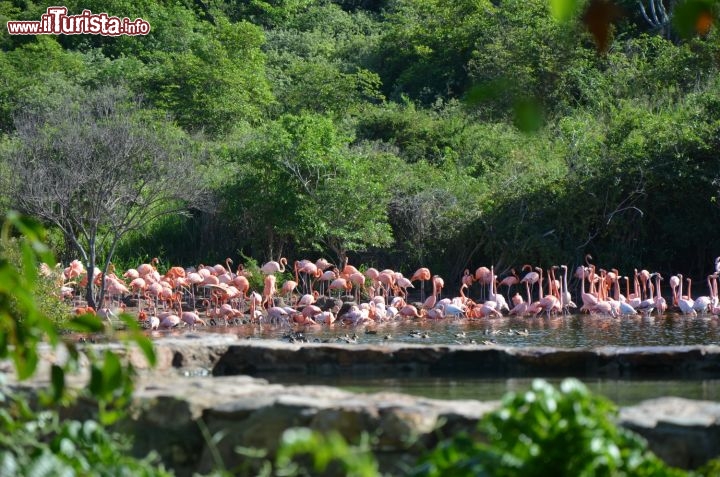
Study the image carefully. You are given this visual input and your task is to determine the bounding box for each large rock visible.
[620,397,720,469]
[5,335,720,474]
[122,374,493,476]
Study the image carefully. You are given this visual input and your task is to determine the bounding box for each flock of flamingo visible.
[49,254,720,332]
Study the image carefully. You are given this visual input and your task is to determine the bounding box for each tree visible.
[3,86,209,309]
[227,113,394,263]
[142,16,273,137]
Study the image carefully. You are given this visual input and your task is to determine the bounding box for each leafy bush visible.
[275,428,380,477]
[269,378,696,477]
[412,378,687,477]
[0,212,165,476]
[0,381,171,477]
[0,236,71,325]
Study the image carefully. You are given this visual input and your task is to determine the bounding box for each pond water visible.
[154,312,720,405]
[217,312,720,348]
[260,375,720,407]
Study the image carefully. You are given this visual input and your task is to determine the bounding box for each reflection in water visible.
[260,375,720,406]
[206,312,720,348]
[150,312,720,404]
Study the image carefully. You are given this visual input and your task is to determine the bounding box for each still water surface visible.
[229,313,720,348]
[260,375,720,406]
[180,313,720,405]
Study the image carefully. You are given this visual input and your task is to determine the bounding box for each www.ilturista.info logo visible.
[7,7,150,36]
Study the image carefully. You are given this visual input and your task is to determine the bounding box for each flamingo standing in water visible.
[474,266,492,301]
[652,273,667,315]
[669,275,681,306]
[690,276,711,314]
[422,275,441,310]
[394,274,414,299]
[410,267,431,301]
[676,274,697,316]
[638,269,651,300]
[262,275,277,309]
[520,265,540,302]
[488,266,509,313]
[559,265,576,314]
[499,269,519,303]
[508,290,528,316]
[579,262,598,313]
[178,295,206,328]
[535,267,559,318]
[348,272,366,302]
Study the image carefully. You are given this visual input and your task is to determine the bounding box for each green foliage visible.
[0,212,163,474]
[0,237,71,326]
[673,0,717,38]
[550,0,583,23]
[375,0,495,103]
[412,379,688,477]
[266,379,694,477]
[225,113,394,261]
[2,0,720,286]
[275,428,380,477]
[142,15,272,136]
[0,213,58,381]
[0,387,171,477]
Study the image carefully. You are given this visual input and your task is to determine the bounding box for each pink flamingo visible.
[261,257,287,275]
[474,266,492,300]
[488,266,509,313]
[691,276,711,314]
[669,275,681,306]
[638,269,651,300]
[461,269,475,290]
[398,304,425,319]
[499,268,519,303]
[579,263,598,313]
[262,274,277,309]
[137,257,159,277]
[315,258,333,271]
[508,290,528,316]
[318,269,336,296]
[296,260,321,294]
[422,277,439,310]
[178,295,206,328]
[329,277,351,298]
[280,280,298,303]
[410,267,431,301]
[341,256,360,279]
[559,265,576,313]
[520,264,540,301]
[348,272,366,302]
[365,267,380,296]
[653,273,668,314]
[676,274,696,316]
[394,274,414,299]
[297,291,319,307]
[232,274,250,300]
[377,270,395,296]
[159,299,181,329]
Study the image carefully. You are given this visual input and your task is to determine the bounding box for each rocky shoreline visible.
[6,334,720,475]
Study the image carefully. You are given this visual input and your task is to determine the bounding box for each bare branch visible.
[4,86,211,308]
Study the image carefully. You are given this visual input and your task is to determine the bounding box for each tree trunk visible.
[85,237,96,309]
